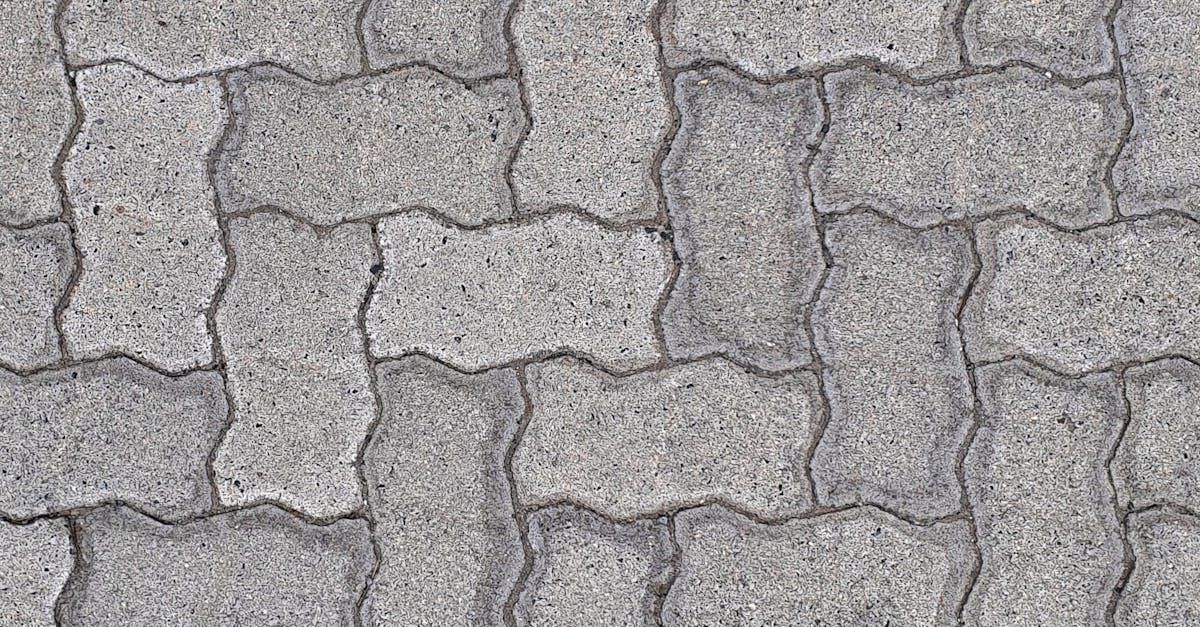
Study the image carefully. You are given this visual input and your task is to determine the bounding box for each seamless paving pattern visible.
[1,0,1198,625]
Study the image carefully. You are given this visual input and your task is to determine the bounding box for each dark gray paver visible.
[1117,511,1200,626]
[0,359,225,520]
[213,213,376,519]
[363,0,512,77]
[0,520,72,626]
[1115,359,1200,513]
[218,68,522,227]
[517,508,671,627]
[62,0,360,81]
[0,224,72,369]
[664,506,974,626]
[965,360,1124,626]
[512,0,668,222]
[964,0,1114,76]
[61,63,226,372]
[813,68,1123,228]
[964,216,1200,374]
[811,213,974,519]
[62,506,373,626]
[514,358,819,519]
[661,68,824,370]
[367,212,670,372]
[363,357,524,627]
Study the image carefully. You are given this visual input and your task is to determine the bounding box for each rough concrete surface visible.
[4,0,1199,623]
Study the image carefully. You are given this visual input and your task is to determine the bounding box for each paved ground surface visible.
[1,0,1198,625]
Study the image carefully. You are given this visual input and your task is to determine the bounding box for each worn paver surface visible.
[2,0,1198,624]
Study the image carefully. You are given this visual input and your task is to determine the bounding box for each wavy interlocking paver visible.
[363,0,512,77]
[61,506,373,625]
[664,506,974,626]
[0,359,225,520]
[0,224,72,369]
[963,0,1114,76]
[810,213,973,519]
[1114,359,1200,512]
[661,69,824,370]
[213,213,375,519]
[517,508,671,627]
[363,357,524,626]
[512,0,668,223]
[0,0,72,225]
[965,361,1124,626]
[1113,0,1200,217]
[964,216,1200,373]
[218,68,522,226]
[61,63,226,372]
[662,0,961,79]
[367,212,670,371]
[0,520,72,626]
[813,68,1123,228]
[1117,511,1200,626]
[62,0,360,81]
[514,358,819,519]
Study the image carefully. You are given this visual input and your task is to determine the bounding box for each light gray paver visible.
[367,212,670,372]
[61,63,226,372]
[964,0,1114,77]
[810,213,973,519]
[363,357,524,627]
[0,520,72,627]
[0,359,225,520]
[512,0,668,223]
[0,0,72,225]
[363,0,512,77]
[965,361,1124,626]
[964,216,1200,374]
[1117,511,1200,626]
[663,0,961,79]
[514,358,818,519]
[664,506,974,626]
[517,508,670,627]
[661,69,824,370]
[62,0,360,82]
[218,68,522,226]
[213,213,375,519]
[1115,359,1200,512]
[813,68,1123,228]
[62,506,373,626]
[1113,0,1200,217]
[0,224,72,369]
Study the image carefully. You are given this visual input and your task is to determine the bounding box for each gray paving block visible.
[512,0,668,223]
[964,216,1200,374]
[0,520,73,627]
[0,0,73,225]
[363,357,524,627]
[514,358,819,519]
[62,0,360,82]
[218,68,522,226]
[965,360,1124,626]
[213,213,375,519]
[517,508,671,627]
[363,0,512,77]
[1113,0,1200,218]
[661,69,824,370]
[0,224,72,369]
[964,0,1114,76]
[1115,359,1200,512]
[367,213,670,372]
[810,213,973,519]
[663,0,961,79]
[61,506,373,626]
[1117,511,1200,626]
[813,68,1123,228]
[0,359,225,520]
[664,506,974,626]
[61,63,226,372]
